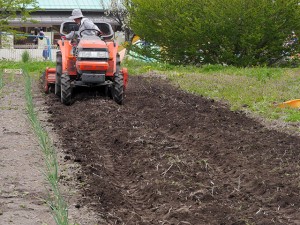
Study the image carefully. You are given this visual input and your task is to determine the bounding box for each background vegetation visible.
[127,0,300,67]
[0,0,38,35]
[0,60,54,77]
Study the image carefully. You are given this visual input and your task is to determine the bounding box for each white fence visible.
[0,31,126,62]
[0,46,58,62]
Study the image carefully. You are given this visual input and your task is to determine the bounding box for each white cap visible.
[69,9,84,20]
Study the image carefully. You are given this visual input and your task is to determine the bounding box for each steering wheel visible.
[79,29,102,37]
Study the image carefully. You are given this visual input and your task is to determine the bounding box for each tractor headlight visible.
[78,51,109,59]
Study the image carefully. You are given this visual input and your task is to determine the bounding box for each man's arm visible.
[65,31,78,40]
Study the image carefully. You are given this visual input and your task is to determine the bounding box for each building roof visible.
[10,11,118,27]
[10,0,118,27]
[34,0,110,11]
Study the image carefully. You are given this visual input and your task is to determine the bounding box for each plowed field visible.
[44,75,300,225]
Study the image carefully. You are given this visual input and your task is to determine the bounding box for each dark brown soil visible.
[44,75,300,225]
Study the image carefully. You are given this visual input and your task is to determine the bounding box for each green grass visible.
[0,60,55,79]
[123,59,300,123]
[0,69,3,90]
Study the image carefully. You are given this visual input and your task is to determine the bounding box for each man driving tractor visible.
[42,8,128,106]
[65,9,101,39]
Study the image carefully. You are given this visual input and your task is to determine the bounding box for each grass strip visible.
[23,68,69,225]
[0,69,3,90]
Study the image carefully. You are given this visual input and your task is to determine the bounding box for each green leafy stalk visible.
[23,68,69,225]
[0,69,3,89]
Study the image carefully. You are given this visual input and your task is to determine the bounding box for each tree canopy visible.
[0,0,38,34]
[127,0,300,67]
[101,0,134,41]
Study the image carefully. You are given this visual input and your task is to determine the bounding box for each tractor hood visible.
[77,35,107,49]
[75,36,109,73]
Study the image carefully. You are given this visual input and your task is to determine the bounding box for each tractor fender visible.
[121,67,128,89]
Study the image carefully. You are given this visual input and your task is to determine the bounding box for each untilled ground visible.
[44,75,300,225]
[0,72,55,225]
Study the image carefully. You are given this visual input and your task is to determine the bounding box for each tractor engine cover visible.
[76,36,109,75]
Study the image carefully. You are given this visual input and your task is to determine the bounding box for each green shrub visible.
[21,50,30,63]
[0,70,3,89]
[128,0,300,67]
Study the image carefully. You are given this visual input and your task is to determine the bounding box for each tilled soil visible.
[45,75,300,225]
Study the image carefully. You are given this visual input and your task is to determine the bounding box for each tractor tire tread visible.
[55,51,62,96]
[113,72,124,105]
[61,74,72,105]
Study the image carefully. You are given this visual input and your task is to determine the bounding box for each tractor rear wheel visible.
[55,51,62,97]
[61,74,72,105]
[113,55,124,105]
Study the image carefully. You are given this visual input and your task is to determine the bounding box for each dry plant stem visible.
[161,164,173,176]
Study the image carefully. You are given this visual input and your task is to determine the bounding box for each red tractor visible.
[42,21,128,105]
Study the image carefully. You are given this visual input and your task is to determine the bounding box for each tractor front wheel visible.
[61,74,72,105]
[113,72,124,105]
[113,55,124,105]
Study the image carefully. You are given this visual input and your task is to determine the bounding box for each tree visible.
[127,0,300,67]
[0,0,38,33]
[100,0,134,42]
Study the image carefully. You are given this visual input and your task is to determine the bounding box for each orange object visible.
[41,21,128,105]
[277,99,300,108]
[42,67,56,93]
[121,67,128,89]
[76,61,109,71]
